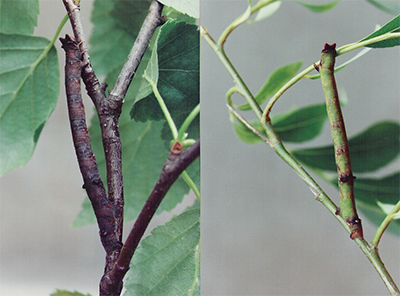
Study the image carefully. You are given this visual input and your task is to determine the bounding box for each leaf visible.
[0,34,59,176]
[377,202,400,219]
[237,61,303,110]
[365,0,400,15]
[162,6,198,24]
[89,0,150,76]
[124,207,200,296]
[328,173,400,234]
[158,0,199,19]
[360,14,400,48]
[232,119,266,144]
[232,103,327,144]
[50,290,92,296]
[0,0,39,35]
[292,121,400,173]
[130,20,199,123]
[273,103,327,142]
[253,1,282,22]
[73,60,199,226]
[291,0,340,13]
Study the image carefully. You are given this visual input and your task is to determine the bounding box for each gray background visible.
[0,0,399,295]
[200,1,399,295]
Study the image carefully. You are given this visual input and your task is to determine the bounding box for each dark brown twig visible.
[104,139,201,294]
[60,34,120,258]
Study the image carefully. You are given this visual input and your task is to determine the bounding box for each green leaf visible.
[130,20,199,123]
[377,201,400,219]
[237,61,303,110]
[273,103,327,142]
[232,103,327,144]
[328,173,400,234]
[232,119,266,144]
[0,34,59,176]
[50,290,92,296]
[0,0,39,35]
[360,14,400,48]
[73,61,199,226]
[365,0,400,15]
[124,207,200,296]
[253,1,282,22]
[158,0,199,19]
[89,0,150,76]
[292,121,400,173]
[291,0,340,13]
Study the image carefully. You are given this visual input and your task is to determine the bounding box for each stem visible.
[109,0,165,101]
[337,32,400,56]
[201,26,263,120]
[217,0,278,45]
[145,74,179,139]
[108,139,200,290]
[181,170,201,201]
[372,200,400,247]
[177,103,200,143]
[318,43,363,240]
[262,65,315,122]
[227,104,269,143]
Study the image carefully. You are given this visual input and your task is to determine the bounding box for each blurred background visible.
[200,1,399,295]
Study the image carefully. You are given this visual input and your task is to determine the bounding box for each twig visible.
[317,43,363,240]
[109,0,165,101]
[60,34,120,260]
[105,139,200,294]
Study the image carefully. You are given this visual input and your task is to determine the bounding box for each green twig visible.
[181,170,200,201]
[372,200,400,247]
[144,74,178,139]
[337,32,400,55]
[262,65,315,122]
[201,26,263,120]
[217,0,278,45]
[318,43,363,240]
[177,103,200,143]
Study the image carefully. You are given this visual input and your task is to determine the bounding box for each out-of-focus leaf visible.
[90,0,150,76]
[238,61,303,111]
[130,20,199,123]
[273,103,327,142]
[253,1,282,22]
[0,34,59,176]
[162,6,198,24]
[232,103,327,144]
[328,173,400,234]
[50,290,92,296]
[360,14,400,48]
[0,0,39,35]
[232,119,266,144]
[365,0,400,15]
[377,201,400,219]
[292,121,400,173]
[72,59,199,226]
[124,207,200,296]
[158,0,199,19]
[292,0,340,12]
